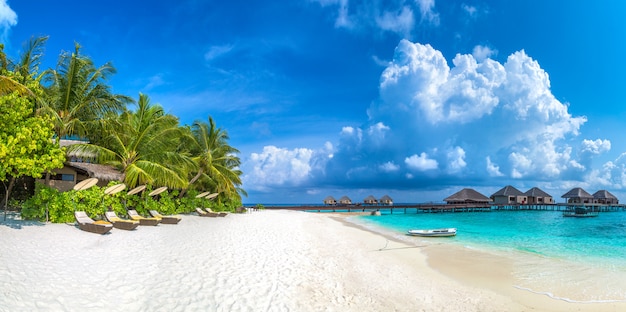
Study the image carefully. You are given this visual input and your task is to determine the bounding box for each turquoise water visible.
[356,210,626,267]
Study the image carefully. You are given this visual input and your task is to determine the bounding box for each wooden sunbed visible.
[74,211,113,234]
[149,210,181,224]
[196,207,219,217]
[205,208,228,217]
[127,209,161,226]
[105,211,140,230]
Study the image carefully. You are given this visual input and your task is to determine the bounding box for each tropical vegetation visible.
[0,36,245,221]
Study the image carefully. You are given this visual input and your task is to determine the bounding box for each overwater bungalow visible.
[363,195,378,205]
[379,195,393,205]
[444,188,491,205]
[323,196,337,205]
[338,196,352,205]
[561,187,593,204]
[593,190,619,204]
[524,187,553,204]
[490,185,527,204]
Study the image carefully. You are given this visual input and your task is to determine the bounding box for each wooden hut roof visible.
[67,162,123,181]
[380,195,393,201]
[444,188,491,202]
[339,196,351,201]
[491,185,524,197]
[561,187,593,199]
[592,190,618,200]
[524,187,552,198]
[363,195,377,202]
[323,195,336,201]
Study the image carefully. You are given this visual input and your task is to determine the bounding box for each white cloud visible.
[380,161,399,172]
[462,4,477,17]
[243,146,313,190]
[486,157,504,177]
[416,0,440,25]
[405,152,438,171]
[581,139,611,154]
[376,6,415,36]
[0,0,16,44]
[446,146,466,173]
[472,45,496,62]
[204,44,234,61]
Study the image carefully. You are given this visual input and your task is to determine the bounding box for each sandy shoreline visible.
[1,210,625,311]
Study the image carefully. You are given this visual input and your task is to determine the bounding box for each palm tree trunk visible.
[179,168,203,198]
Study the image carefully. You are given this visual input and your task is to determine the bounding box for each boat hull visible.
[407,228,456,237]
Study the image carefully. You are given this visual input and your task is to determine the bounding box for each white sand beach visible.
[1,210,626,311]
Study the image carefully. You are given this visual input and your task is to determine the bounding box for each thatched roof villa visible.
[379,195,393,205]
[561,187,594,204]
[490,185,527,205]
[338,196,352,205]
[363,195,378,205]
[444,188,491,205]
[323,196,337,205]
[37,161,123,192]
[593,190,619,204]
[524,187,553,204]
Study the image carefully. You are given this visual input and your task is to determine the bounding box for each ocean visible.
[351,210,626,302]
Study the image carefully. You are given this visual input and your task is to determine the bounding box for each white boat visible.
[407,228,456,237]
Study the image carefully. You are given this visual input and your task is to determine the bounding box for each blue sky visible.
[4,0,626,204]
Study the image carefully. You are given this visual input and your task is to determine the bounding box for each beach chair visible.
[127,209,161,226]
[105,211,140,230]
[149,210,181,224]
[74,211,113,234]
[196,207,219,217]
[205,208,228,217]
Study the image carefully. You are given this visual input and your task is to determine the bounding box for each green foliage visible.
[0,90,65,183]
[255,204,265,210]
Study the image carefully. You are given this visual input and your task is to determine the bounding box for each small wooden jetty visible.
[265,203,626,214]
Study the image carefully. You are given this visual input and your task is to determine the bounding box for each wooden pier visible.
[265,203,626,213]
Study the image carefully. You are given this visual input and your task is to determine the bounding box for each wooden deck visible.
[265,203,626,213]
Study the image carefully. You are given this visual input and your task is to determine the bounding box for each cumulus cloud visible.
[581,139,611,154]
[0,0,16,44]
[242,39,617,197]
[472,45,496,61]
[242,146,313,191]
[405,153,438,171]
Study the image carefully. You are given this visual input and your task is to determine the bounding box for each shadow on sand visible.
[0,212,45,229]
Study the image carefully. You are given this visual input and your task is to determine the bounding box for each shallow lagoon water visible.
[355,210,626,302]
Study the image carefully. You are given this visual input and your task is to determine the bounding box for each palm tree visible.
[0,36,48,98]
[68,93,191,188]
[180,117,245,200]
[41,42,132,141]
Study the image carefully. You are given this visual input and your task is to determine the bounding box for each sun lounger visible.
[149,210,181,224]
[127,209,161,226]
[196,207,219,217]
[74,211,113,234]
[105,211,140,230]
[205,208,228,217]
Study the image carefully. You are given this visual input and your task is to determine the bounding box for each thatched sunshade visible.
[73,178,99,191]
[127,185,146,196]
[104,183,126,195]
[196,191,211,198]
[149,186,168,197]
